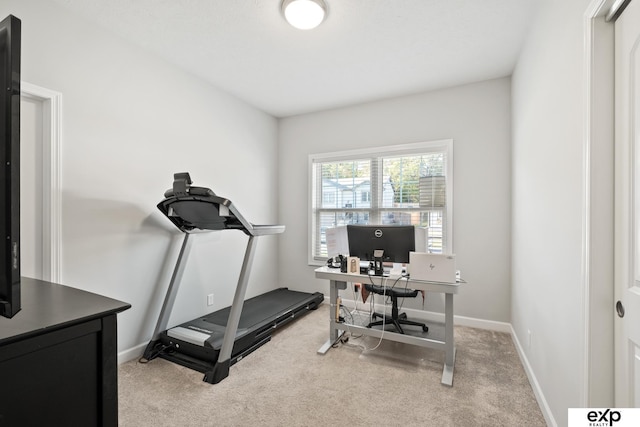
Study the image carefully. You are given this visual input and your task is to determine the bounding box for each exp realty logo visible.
[569,408,640,427]
[586,409,621,426]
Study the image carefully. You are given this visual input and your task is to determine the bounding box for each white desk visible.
[314,266,463,386]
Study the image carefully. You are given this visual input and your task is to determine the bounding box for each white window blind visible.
[309,140,453,263]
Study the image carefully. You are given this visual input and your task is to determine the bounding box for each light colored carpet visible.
[118,304,546,426]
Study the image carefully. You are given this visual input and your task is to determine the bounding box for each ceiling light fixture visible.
[282,0,327,30]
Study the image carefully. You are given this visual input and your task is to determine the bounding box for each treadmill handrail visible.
[249,224,285,236]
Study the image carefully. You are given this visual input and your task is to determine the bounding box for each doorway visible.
[20,93,44,279]
[19,83,61,283]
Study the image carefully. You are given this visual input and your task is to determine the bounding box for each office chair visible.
[364,284,429,334]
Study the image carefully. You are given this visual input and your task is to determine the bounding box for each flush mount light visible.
[282,0,327,30]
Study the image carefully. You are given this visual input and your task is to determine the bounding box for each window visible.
[309,140,453,263]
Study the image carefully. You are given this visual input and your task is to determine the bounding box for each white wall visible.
[511,0,614,425]
[1,0,281,356]
[278,78,512,322]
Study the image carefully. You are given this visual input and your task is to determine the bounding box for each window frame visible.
[307,139,454,265]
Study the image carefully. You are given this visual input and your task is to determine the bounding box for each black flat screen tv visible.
[0,15,21,319]
[347,225,415,264]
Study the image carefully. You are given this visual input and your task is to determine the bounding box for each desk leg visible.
[317,279,346,354]
[441,292,456,386]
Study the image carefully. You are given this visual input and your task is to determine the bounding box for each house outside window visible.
[309,140,453,263]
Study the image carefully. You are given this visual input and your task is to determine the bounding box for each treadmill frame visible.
[143,173,286,383]
[144,231,264,383]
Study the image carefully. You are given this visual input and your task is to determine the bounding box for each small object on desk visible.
[347,256,360,273]
[340,256,348,273]
[373,249,384,276]
[408,252,456,282]
[326,255,343,269]
[389,263,404,278]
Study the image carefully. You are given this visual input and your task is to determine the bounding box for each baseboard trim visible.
[337,296,512,332]
[510,325,557,427]
[118,342,147,364]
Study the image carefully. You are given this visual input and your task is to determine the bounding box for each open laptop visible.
[408,252,456,283]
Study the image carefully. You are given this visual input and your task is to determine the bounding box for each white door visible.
[20,95,44,280]
[615,0,640,407]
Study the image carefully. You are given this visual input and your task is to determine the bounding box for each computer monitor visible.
[347,225,415,264]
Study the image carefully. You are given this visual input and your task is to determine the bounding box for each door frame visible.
[20,82,62,283]
[582,0,618,406]
[582,0,636,406]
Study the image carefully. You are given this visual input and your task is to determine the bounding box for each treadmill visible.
[143,173,323,384]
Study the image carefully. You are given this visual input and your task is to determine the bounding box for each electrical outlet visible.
[207,293,214,306]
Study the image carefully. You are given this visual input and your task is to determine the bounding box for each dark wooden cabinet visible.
[0,277,130,426]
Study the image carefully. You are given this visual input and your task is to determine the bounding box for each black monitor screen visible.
[347,225,415,263]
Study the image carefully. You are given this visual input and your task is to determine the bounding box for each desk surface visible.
[314,266,462,294]
[0,277,131,345]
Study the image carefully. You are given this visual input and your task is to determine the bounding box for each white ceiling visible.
[51,0,538,118]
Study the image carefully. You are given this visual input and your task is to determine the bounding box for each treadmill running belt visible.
[155,287,323,378]
[203,288,315,329]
